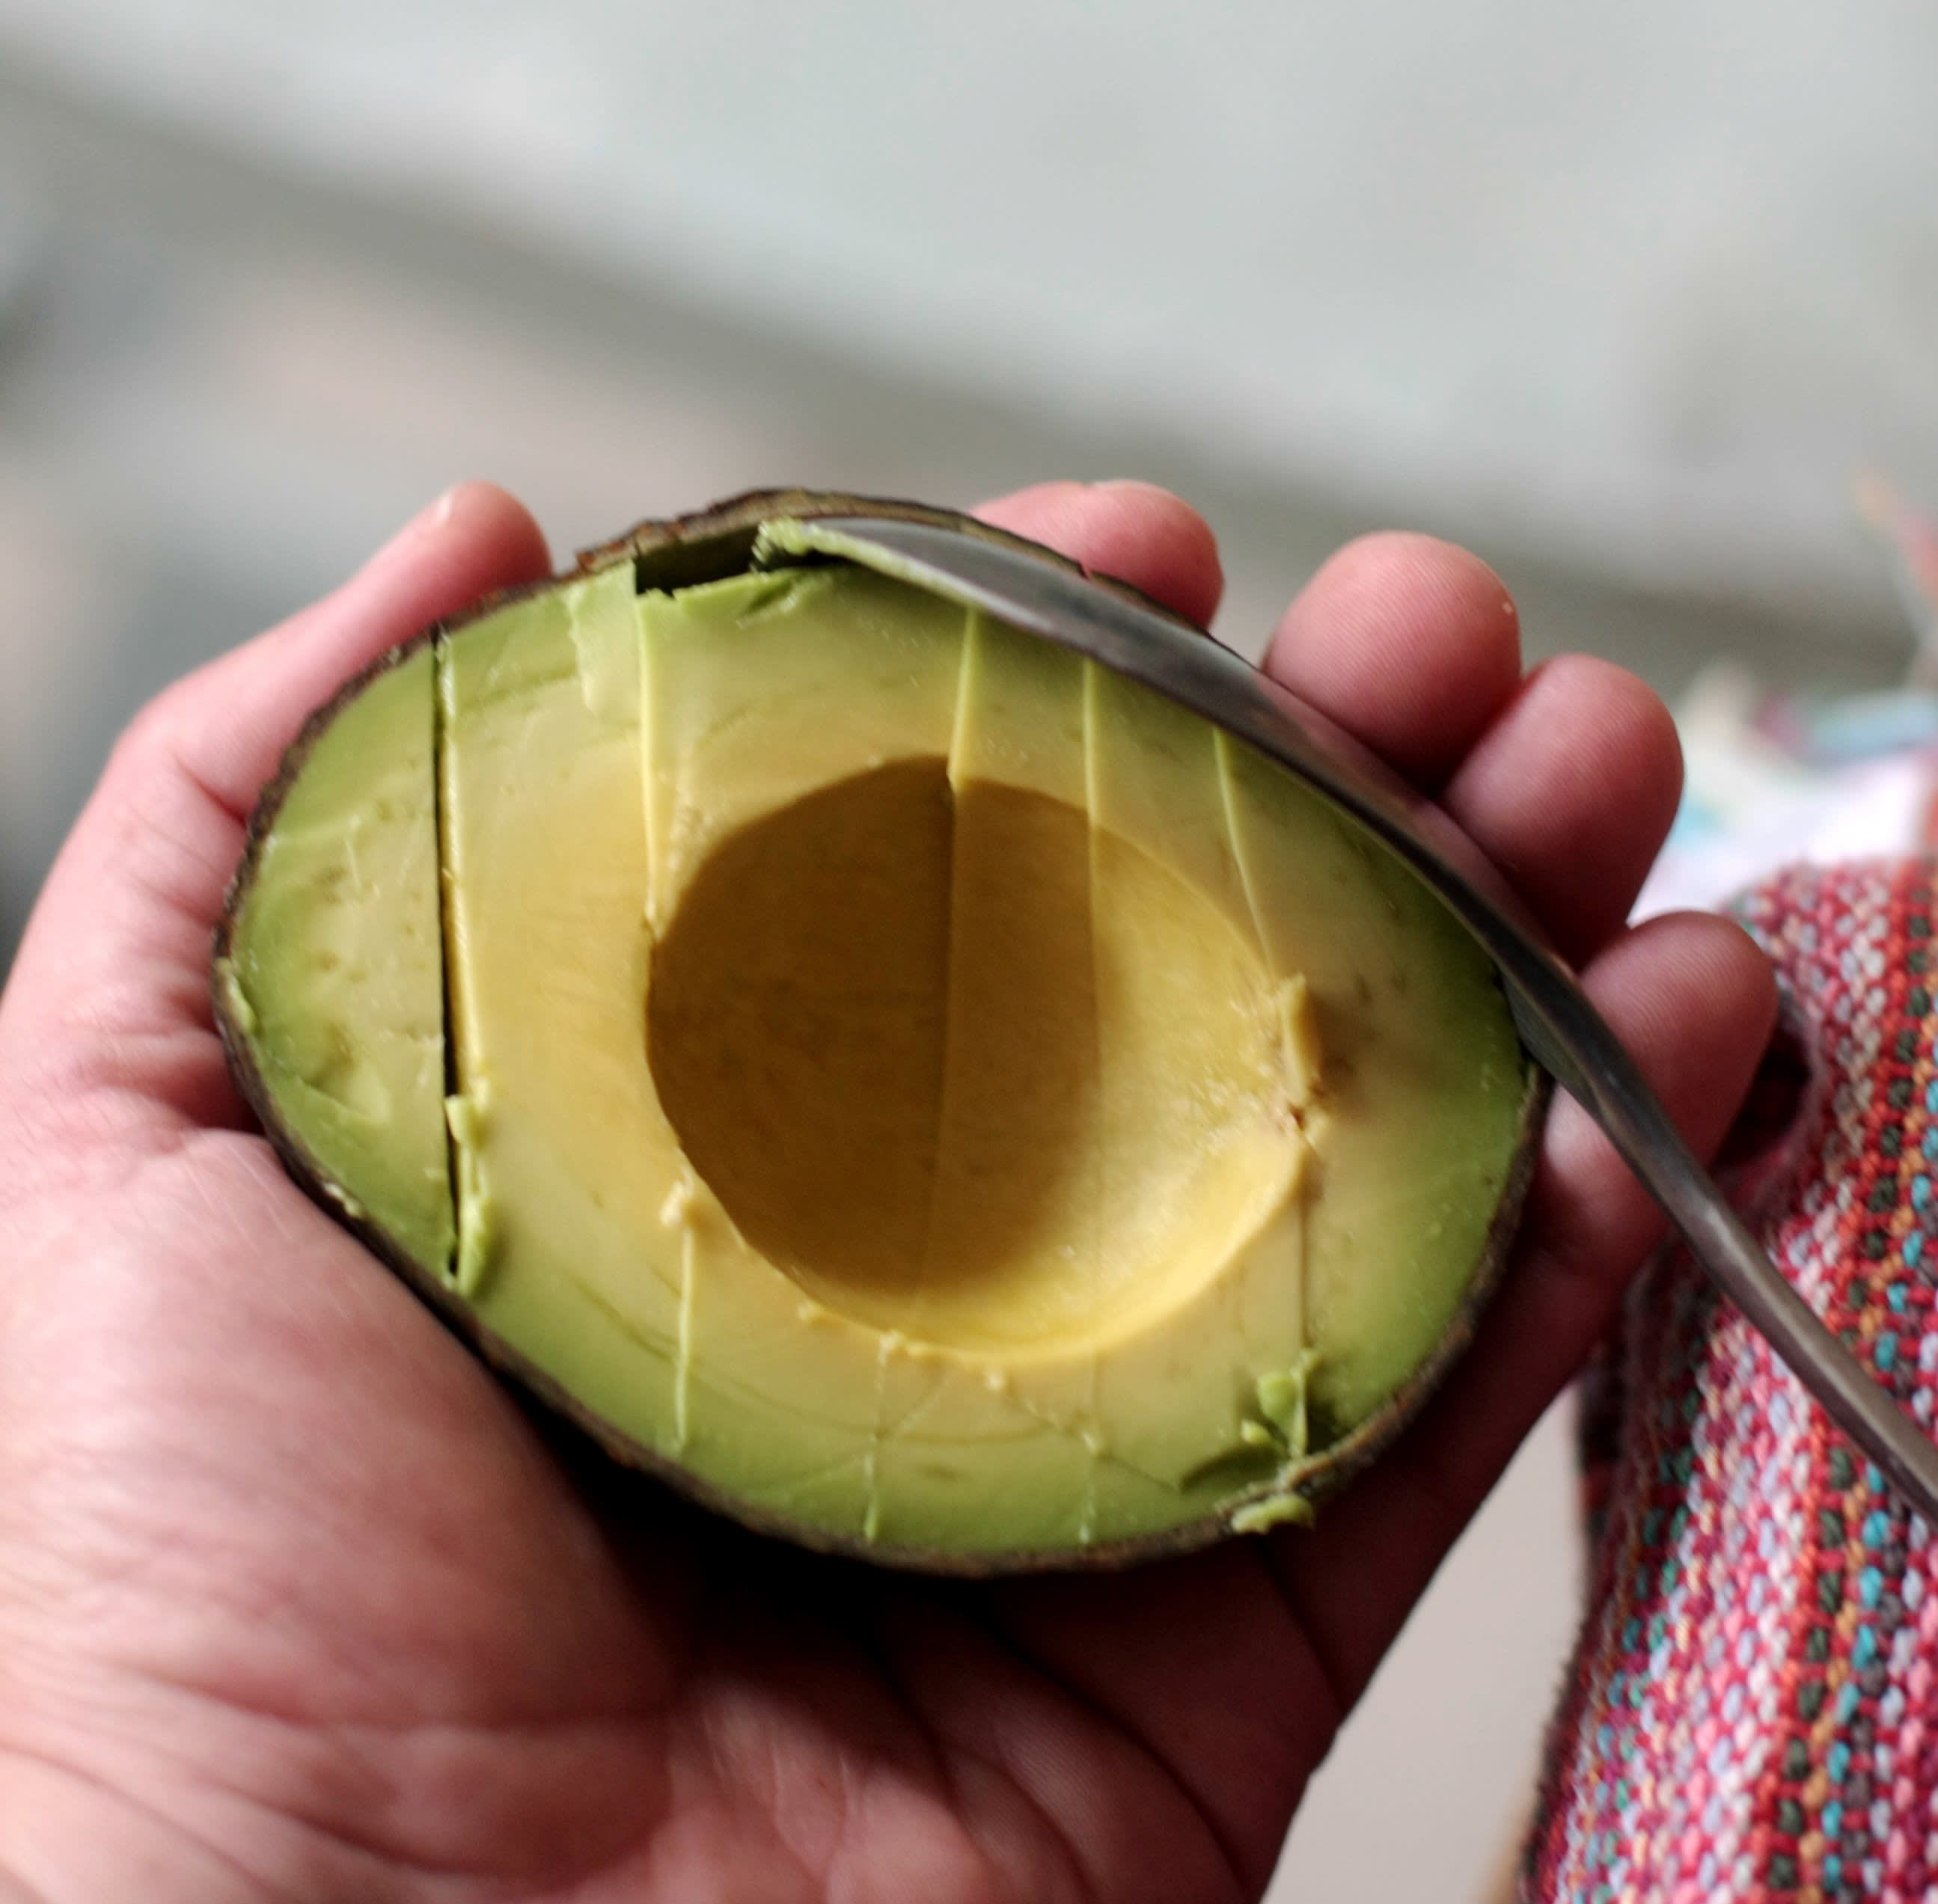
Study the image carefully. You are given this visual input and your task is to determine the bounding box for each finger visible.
[1440,655,1684,964]
[1265,532,1523,788]
[0,486,550,1120]
[168,482,551,821]
[1265,533,1682,964]
[1267,908,1778,1710]
[975,480,1225,630]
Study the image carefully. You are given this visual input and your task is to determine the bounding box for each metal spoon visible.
[768,512,1938,1524]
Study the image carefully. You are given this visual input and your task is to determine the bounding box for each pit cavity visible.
[646,759,1303,1353]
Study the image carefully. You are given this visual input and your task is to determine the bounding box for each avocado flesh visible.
[218,644,453,1273]
[425,562,1528,1555]
[1218,739,1530,1432]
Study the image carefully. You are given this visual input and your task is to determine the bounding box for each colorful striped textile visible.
[1527,857,1938,1900]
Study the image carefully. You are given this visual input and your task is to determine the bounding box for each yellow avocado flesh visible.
[220,541,1530,1559]
[418,563,1528,1554]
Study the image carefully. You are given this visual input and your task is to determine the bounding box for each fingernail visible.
[403,486,462,542]
[362,488,461,573]
[1092,478,1176,502]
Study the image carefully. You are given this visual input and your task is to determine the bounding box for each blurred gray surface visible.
[3,0,1937,613]
[0,62,1910,970]
[0,33,1921,1904]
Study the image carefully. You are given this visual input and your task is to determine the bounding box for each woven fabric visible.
[1526,857,1938,1902]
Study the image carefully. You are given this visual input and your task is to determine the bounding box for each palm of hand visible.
[0,483,1773,1903]
[4,1128,1320,1901]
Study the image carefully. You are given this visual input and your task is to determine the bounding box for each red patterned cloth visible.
[1526,857,1938,1900]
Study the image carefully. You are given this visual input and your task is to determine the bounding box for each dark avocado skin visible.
[212,490,1548,1575]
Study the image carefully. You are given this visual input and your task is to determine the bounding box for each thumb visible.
[0,483,549,1151]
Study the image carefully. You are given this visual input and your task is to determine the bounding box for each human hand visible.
[0,480,1776,1902]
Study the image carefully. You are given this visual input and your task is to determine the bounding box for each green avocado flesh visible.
[221,541,1531,1562]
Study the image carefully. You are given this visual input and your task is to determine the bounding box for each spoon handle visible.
[783,512,1938,1523]
[1513,985,1938,1522]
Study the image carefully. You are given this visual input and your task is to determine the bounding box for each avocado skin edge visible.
[210,489,1550,1576]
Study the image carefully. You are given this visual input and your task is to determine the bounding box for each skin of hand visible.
[0,480,1776,1904]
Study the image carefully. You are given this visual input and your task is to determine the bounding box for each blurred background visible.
[1,5,1936,1896]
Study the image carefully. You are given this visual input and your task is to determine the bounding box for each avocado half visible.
[213,491,1544,1573]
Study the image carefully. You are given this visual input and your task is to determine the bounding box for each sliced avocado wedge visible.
[215,492,1543,1571]
[217,642,453,1273]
